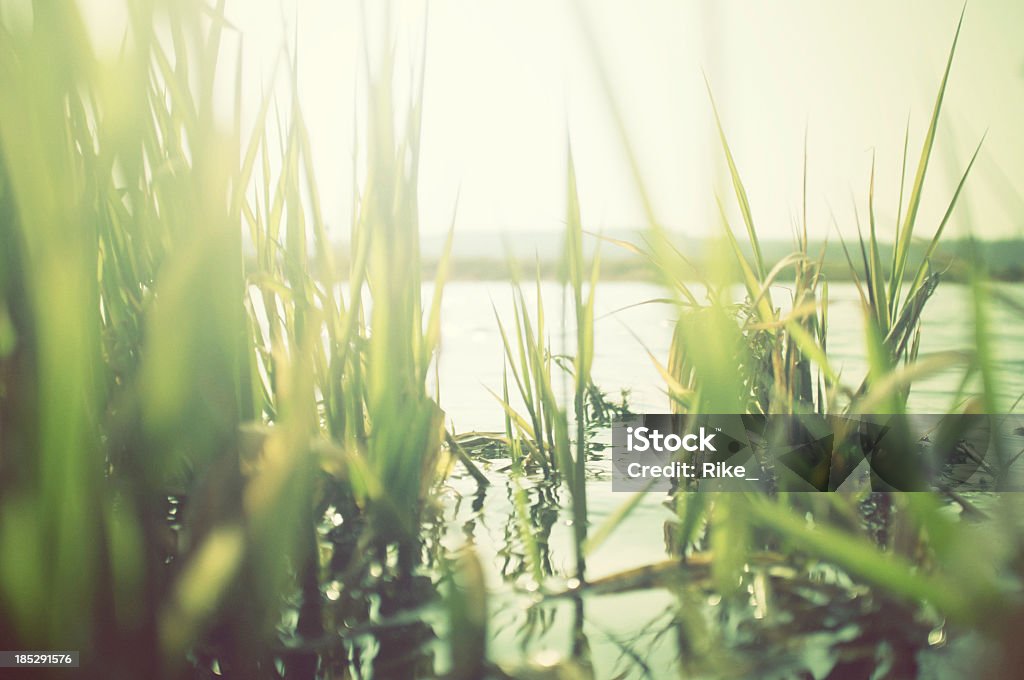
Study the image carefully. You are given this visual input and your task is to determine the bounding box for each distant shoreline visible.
[418,256,1024,283]
[269,233,1024,283]
[252,239,1024,283]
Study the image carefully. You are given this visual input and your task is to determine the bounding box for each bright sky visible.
[81,0,1024,240]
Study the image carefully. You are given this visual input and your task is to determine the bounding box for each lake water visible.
[427,280,1024,677]
[435,280,1024,432]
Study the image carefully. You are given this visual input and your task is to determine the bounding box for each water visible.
[422,280,1024,678]
[273,280,1023,676]
[434,280,1024,431]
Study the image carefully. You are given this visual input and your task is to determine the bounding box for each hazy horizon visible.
[77,0,1024,241]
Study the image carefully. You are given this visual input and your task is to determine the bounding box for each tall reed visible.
[0,2,464,675]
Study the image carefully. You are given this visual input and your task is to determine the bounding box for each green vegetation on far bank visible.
[299,235,1024,282]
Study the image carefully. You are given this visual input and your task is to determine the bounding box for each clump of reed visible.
[585,7,1021,652]
[492,146,600,588]
[0,1,475,677]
